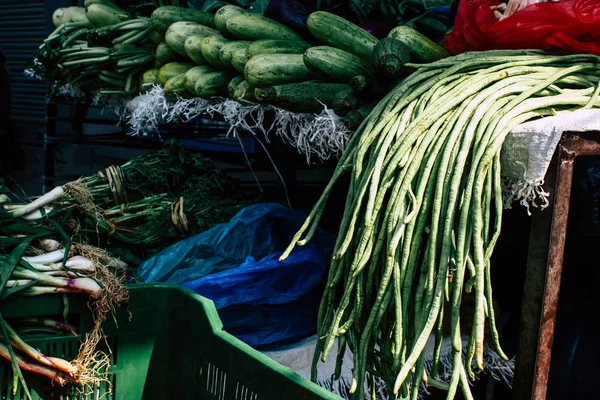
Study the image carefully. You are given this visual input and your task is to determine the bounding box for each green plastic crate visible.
[0,283,342,400]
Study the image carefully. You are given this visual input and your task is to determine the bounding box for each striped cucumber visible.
[254,82,359,115]
[303,46,373,82]
[387,25,449,63]
[219,40,251,68]
[246,39,311,61]
[194,71,233,97]
[306,11,377,61]
[151,6,216,34]
[165,21,220,56]
[200,35,229,68]
[225,13,304,41]
[244,54,316,88]
[231,47,248,73]
[184,65,215,94]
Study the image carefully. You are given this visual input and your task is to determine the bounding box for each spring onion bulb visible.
[23,249,67,264]
[0,342,71,385]
[2,187,64,219]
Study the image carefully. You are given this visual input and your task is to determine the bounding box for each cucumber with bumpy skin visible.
[225,13,304,42]
[255,82,359,115]
[244,54,316,88]
[246,39,311,61]
[219,41,251,68]
[165,21,220,56]
[194,71,233,97]
[304,46,373,82]
[387,25,449,63]
[201,35,229,68]
[307,11,377,61]
[184,65,215,94]
[151,6,216,34]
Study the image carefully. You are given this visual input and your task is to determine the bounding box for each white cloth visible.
[501,109,600,212]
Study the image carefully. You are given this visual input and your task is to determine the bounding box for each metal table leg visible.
[513,134,600,400]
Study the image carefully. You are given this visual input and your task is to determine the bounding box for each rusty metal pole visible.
[513,134,600,400]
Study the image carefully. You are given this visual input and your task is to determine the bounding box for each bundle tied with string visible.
[64,244,128,393]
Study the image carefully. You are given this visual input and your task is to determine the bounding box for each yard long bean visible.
[282,51,600,399]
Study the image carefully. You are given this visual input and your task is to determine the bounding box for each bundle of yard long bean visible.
[281,50,600,399]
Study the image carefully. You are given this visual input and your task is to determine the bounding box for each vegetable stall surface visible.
[280,51,600,399]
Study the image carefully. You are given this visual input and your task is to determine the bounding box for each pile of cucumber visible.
[35,1,450,129]
[143,4,449,127]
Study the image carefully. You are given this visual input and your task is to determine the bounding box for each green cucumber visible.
[244,54,316,88]
[139,68,159,90]
[227,75,245,98]
[225,13,304,42]
[303,46,373,82]
[219,40,251,68]
[306,11,377,61]
[156,41,185,65]
[231,47,248,73]
[194,71,233,98]
[371,37,411,78]
[387,25,449,63]
[184,36,207,65]
[151,6,216,34]
[163,73,192,100]
[246,39,311,61]
[200,35,229,68]
[232,80,255,102]
[254,82,359,115]
[214,4,246,37]
[156,62,195,86]
[344,103,376,130]
[148,29,165,45]
[165,21,220,56]
[184,65,215,94]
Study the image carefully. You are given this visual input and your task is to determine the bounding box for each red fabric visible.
[444,0,600,56]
